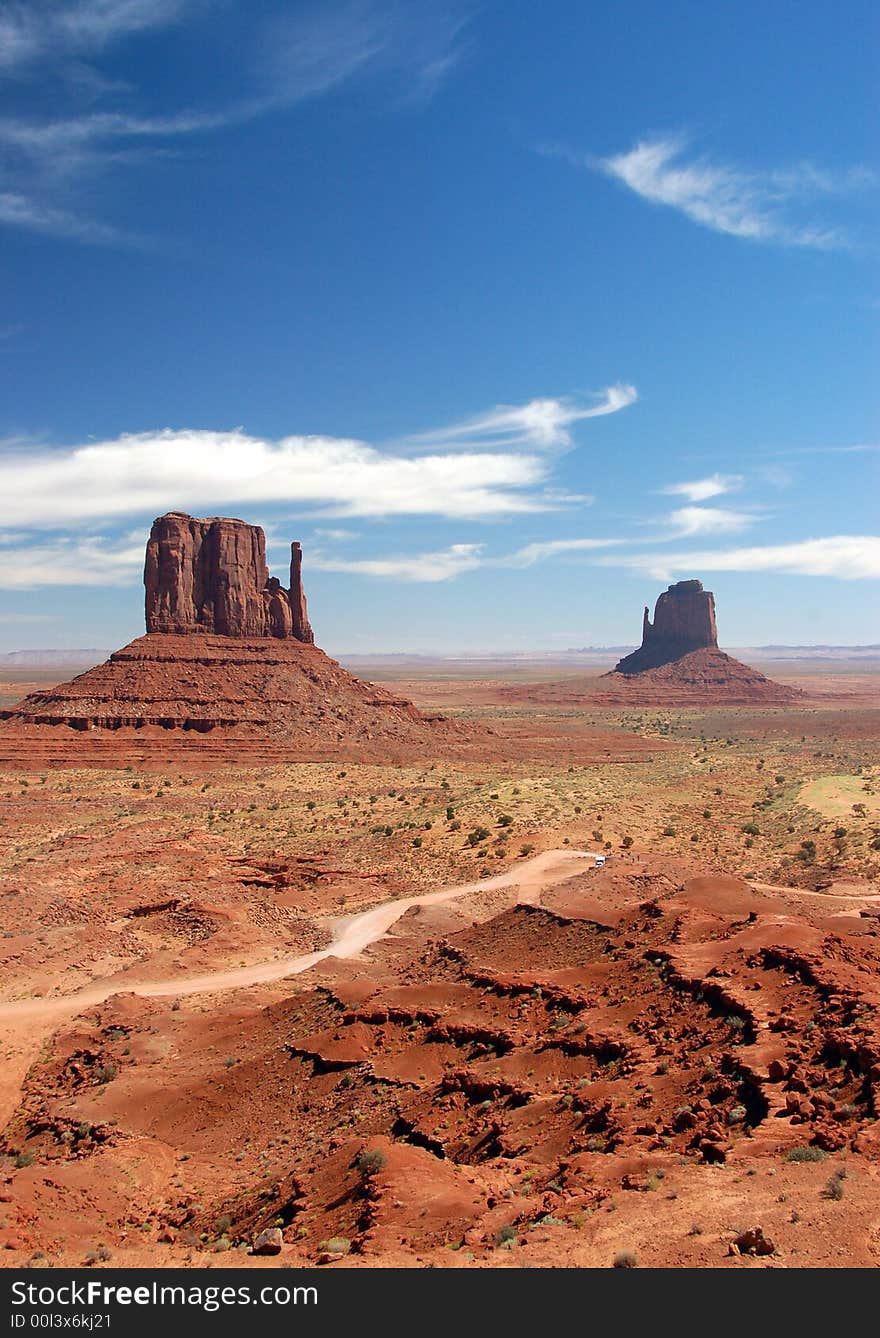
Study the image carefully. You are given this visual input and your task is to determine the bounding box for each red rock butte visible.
[599,578,797,706]
[0,513,478,764]
[144,512,314,643]
[603,579,800,703]
[614,579,718,674]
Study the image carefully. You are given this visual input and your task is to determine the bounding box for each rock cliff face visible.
[144,513,314,643]
[614,579,718,675]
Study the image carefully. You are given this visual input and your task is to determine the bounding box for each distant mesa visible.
[0,513,477,763]
[604,579,801,703]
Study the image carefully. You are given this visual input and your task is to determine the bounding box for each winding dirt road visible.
[0,848,598,1129]
[0,848,597,1025]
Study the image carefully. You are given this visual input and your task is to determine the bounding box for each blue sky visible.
[0,0,877,653]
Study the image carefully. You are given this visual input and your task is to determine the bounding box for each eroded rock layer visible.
[0,634,475,759]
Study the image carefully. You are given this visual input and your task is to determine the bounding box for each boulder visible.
[253,1227,284,1256]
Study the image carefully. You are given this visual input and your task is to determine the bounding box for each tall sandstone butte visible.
[144,512,314,643]
[0,511,485,761]
[614,579,718,675]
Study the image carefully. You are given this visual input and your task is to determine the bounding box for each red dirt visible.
[2,853,878,1269]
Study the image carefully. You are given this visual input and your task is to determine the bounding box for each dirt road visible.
[0,848,598,1127]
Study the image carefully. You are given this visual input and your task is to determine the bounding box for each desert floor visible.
[0,660,877,1269]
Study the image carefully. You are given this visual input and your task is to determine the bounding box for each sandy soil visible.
[0,666,878,1269]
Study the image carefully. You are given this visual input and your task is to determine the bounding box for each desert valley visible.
[0,515,877,1271]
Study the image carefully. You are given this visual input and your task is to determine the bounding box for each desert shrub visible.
[742,823,760,836]
[520,844,535,856]
[621,835,633,848]
[613,1251,638,1268]
[786,1146,826,1163]
[822,1171,845,1200]
[662,825,677,837]
[13,1151,34,1169]
[412,837,422,848]
[320,1237,351,1256]
[496,1224,517,1246]
[355,1149,387,1178]
[498,814,514,827]
[466,826,491,847]
[95,1063,117,1084]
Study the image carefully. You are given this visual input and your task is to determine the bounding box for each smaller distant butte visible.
[603,579,801,702]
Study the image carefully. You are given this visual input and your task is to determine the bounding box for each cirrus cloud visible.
[587,135,874,249]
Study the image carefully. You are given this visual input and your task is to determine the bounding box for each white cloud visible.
[0,389,635,528]
[408,384,637,453]
[660,473,743,502]
[499,537,621,567]
[312,527,360,541]
[0,430,545,525]
[599,536,880,582]
[0,535,143,590]
[593,135,870,248]
[0,0,192,71]
[309,536,622,582]
[311,543,484,583]
[666,505,756,537]
[0,191,130,245]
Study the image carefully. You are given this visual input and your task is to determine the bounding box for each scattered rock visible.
[730,1227,775,1257]
[252,1227,283,1256]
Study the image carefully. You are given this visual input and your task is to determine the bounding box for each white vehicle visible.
[594,855,606,868]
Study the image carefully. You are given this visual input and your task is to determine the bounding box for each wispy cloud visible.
[309,536,622,583]
[660,473,743,503]
[666,505,756,537]
[0,534,144,589]
[0,387,635,530]
[0,1,469,244]
[0,0,193,72]
[0,189,132,244]
[585,134,873,249]
[259,1,470,107]
[498,537,620,567]
[598,536,880,582]
[406,384,637,454]
[312,542,485,583]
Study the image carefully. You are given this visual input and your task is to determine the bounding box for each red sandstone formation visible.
[604,579,800,702]
[614,579,718,674]
[144,513,313,642]
[0,514,476,760]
